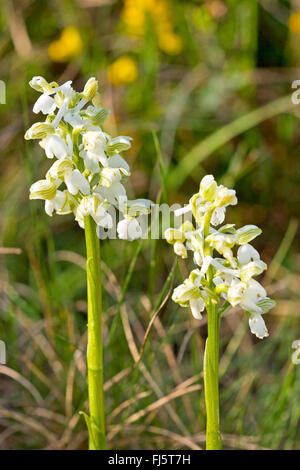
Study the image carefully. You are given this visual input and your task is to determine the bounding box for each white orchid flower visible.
[45,190,72,216]
[30,77,73,129]
[52,82,73,128]
[211,207,226,226]
[46,158,73,181]
[172,280,205,320]
[29,76,72,96]
[95,182,127,209]
[40,134,69,159]
[117,217,143,241]
[239,279,267,314]
[29,76,54,94]
[237,244,260,265]
[65,169,90,195]
[206,232,237,266]
[107,155,130,175]
[249,314,269,339]
[64,110,85,128]
[99,167,122,187]
[82,131,108,167]
[240,260,267,282]
[75,196,113,229]
[190,298,206,319]
[33,94,57,115]
[29,179,58,200]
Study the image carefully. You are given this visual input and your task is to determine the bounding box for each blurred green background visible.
[0,0,300,450]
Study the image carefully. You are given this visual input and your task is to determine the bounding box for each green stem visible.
[203,207,222,450]
[204,301,222,450]
[84,215,106,450]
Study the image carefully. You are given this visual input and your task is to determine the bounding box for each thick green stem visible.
[204,301,222,450]
[84,215,106,450]
[203,207,222,450]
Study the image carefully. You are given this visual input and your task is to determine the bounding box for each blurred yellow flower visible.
[158,32,182,55]
[121,1,145,37]
[288,11,300,34]
[121,0,182,55]
[107,56,138,86]
[48,26,83,63]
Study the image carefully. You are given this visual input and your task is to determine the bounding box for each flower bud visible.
[215,186,237,208]
[25,122,55,140]
[179,221,194,233]
[193,251,203,266]
[29,179,57,200]
[199,174,217,201]
[164,228,185,244]
[237,244,260,265]
[29,76,53,94]
[174,241,187,259]
[47,159,73,180]
[83,77,99,101]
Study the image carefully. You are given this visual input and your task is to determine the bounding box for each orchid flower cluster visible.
[165,175,276,339]
[26,76,151,240]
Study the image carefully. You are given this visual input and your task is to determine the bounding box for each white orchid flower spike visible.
[26,76,152,238]
[165,174,276,339]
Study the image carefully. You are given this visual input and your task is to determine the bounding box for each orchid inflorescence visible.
[165,175,276,339]
[26,76,151,241]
